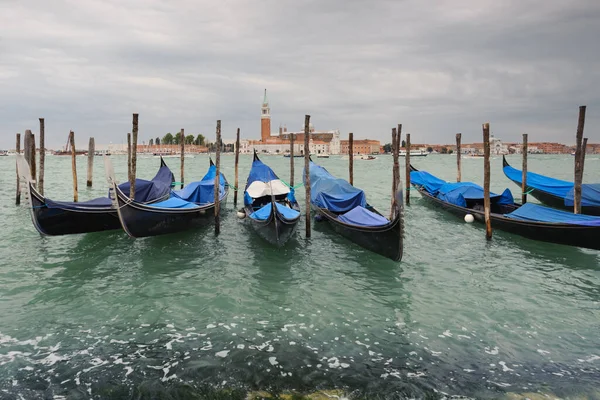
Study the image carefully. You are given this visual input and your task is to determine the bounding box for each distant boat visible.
[358,155,377,160]
[0,150,8,156]
[283,153,304,158]
[316,153,330,158]
[400,150,428,157]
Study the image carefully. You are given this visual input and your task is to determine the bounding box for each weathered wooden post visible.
[395,124,401,195]
[15,133,21,205]
[290,131,295,187]
[574,106,586,214]
[304,115,311,238]
[349,132,354,185]
[39,118,45,195]
[69,131,78,202]
[87,138,95,187]
[522,134,528,204]
[25,130,36,182]
[180,128,185,189]
[483,123,492,240]
[456,133,462,182]
[127,132,132,186]
[234,127,240,207]
[23,130,30,167]
[215,120,221,235]
[405,133,411,205]
[391,127,398,205]
[130,114,139,199]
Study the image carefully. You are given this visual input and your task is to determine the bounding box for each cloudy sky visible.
[1,0,599,149]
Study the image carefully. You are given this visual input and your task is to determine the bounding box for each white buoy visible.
[464,214,474,223]
[237,211,245,219]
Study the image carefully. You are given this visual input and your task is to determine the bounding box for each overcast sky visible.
[1,0,599,149]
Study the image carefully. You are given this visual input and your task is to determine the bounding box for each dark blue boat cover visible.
[437,183,514,208]
[150,197,200,209]
[172,164,227,205]
[250,202,300,221]
[305,162,366,212]
[244,158,290,204]
[410,170,447,194]
[45,163,174,210]
[338,206,389,227]
[247,159,279,185]
[504,163,600,207]
[505,203,600,226]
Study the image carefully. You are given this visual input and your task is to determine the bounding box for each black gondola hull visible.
[414,186,600,250]
[115,187,228,238]
[502,156,600,216]
[313,206,403,261]
[245,203,300,246]
[28,183,120,235]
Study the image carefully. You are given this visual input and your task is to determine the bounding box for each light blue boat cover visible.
[410,170,447,194]
[305,162,366,212]
[250,202,300,221]
[338,206,389,227]
[150,197,200,209]
[504,162,600,207]
[172,164,227,205]
[247,158,279,186]
[45,162,174,210]
[437,182,514,208]
[505,203,600,226]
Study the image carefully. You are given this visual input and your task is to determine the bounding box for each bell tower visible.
[261,89,271,142]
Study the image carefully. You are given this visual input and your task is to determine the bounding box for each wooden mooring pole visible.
[290,131,295,187]
[87,138,95,187]
[405,133,411,205]
[304,115,311,238]
[391,127,398,205]
[25,130,36,184]
[215,120,221,235]
[69,131,78,202]
[127,132,132,188]
[15,133,21,205]
[482,123,492,240]
[574,106,586,214]
[456,133,462,182]
[396,124,402,194]
[180,128,185,189]
[131,114,138,199]
[348,132,354,186]
[234,128,240,207]
[39,118,45,195]
[522,134,528,204]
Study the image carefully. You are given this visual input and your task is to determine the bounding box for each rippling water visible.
[1,153,599,399]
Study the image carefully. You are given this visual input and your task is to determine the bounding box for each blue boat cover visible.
[247,158,279,185]
[437,182,514,208]
[305,162,366,212]
[250,202,300,221]
[410,170,447,194]
[565,184,600,207]
[173,164,227,205]
[45,162,174,210]
[504,163,600,207]
[505,203,600,226]
[338,206,389,227]
[150,197,200,209]
[244,158,290,204]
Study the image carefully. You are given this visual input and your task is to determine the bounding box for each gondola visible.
[304,160,403,261]
[410,165,600,250]
[243,152,301,246]
[16,155,174,235]
[107,158,228,238]
[502,155,600,215]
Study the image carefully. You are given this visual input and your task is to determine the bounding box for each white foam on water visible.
[499,361,513,372]
[463,369,475,373]
[215,350,229,358]
[166,324,174,329]
[407,371,426,378]
[488,380,511,387]
[109,339,127,344]
[578,355,600,362]
[340,363,350,368]
[266,345,274,352]
[185,327,196,331]
[328,357,340,368]
[124,366,133,377]
[484,346,499,355]
[257,321,269,325]
[206,324,217,329]
[289,341,296,345]
[269,357,278,366]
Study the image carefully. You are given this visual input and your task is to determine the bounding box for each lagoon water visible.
[0,153,599,399]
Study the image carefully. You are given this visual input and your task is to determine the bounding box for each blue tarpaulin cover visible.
[247,159,279,185]
[45,162,174,210]
[410,170,447,194]
[437,183,514,208]
[250,202,300,221]
[173,164,227,205]
[338,206,389,227]
[305,162,366,212]
[505,203,600,226]
[504,162,600,207]
[150,197,200,209]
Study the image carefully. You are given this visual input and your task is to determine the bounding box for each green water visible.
[1,154,599,399]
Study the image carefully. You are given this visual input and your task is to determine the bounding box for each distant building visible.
[340,139,381,154]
